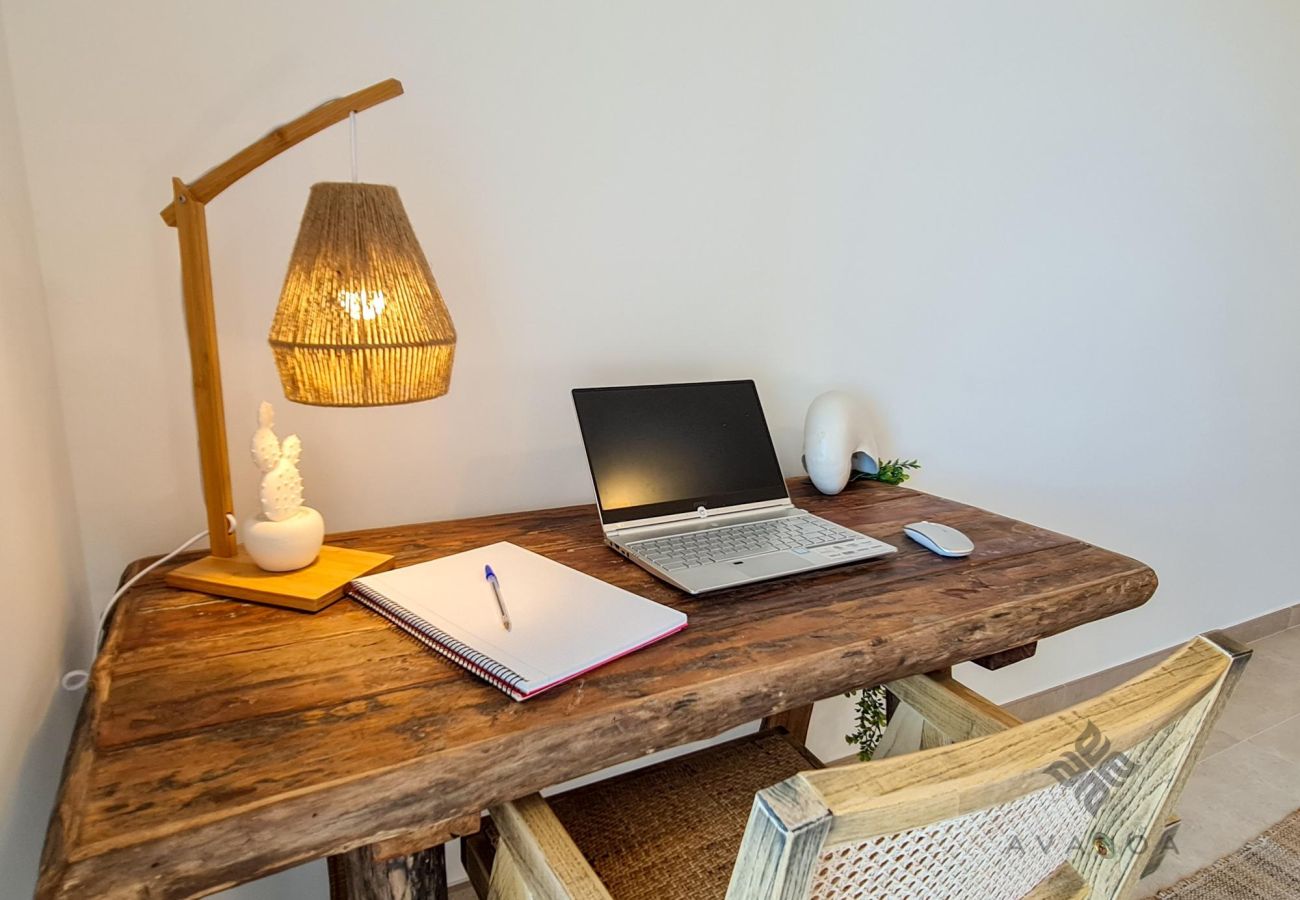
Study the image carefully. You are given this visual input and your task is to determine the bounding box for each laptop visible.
[572,380,897,594]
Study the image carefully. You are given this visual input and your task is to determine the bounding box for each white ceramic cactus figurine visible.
[241,402,324,572]
[251,402,281,481]
[252,403,306,521]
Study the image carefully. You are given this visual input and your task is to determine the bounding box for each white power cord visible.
[60,516,236,692]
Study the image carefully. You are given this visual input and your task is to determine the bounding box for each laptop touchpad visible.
[729,551,815,579]
[681,551,815,592]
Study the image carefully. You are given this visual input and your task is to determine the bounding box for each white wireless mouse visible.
[904,521,974,558]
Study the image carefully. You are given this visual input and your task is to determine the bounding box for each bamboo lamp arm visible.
[161,78,404,558]
[160,78,403,225]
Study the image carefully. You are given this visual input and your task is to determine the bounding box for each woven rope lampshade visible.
[270,181,456,406]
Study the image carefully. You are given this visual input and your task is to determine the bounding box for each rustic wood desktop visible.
[37,479,1157,900]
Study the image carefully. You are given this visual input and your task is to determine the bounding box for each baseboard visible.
[1003,602,1298,722]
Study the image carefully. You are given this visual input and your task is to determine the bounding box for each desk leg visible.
[327,843,448,900]
[761,703,814,745]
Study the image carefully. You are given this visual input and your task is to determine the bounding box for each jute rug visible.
[1147,809,1300,899]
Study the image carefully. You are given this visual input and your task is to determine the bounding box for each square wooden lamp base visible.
[165,545,395,612]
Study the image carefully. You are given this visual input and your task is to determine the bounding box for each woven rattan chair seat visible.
[483,729,823,900]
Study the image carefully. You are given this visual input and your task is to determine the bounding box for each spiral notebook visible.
[349,541,688,701]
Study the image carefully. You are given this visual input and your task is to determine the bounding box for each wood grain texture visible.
[163,545,394,612]
[486,796,612,900]
[806,637,1229,847]
[160,79,404,226]
[971,641,1038,670]
[36,479,1156,899]
[461,831,495,900]
[370,813,481,863]
[726,778,832,900]
[1023,863,1089,900]
[1068,682,1216,898]
[917,720,948,751]
[760,705,814,746]
[171,179,236,558]
[486,843,530,900]
[885,670,1022,744]
[327,844,447,900]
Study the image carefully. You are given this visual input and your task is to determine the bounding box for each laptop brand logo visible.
[697,505,708,518]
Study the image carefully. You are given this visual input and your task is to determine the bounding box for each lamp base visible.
[165,544,394,612]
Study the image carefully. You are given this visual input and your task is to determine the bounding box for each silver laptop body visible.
[572,381,896,595]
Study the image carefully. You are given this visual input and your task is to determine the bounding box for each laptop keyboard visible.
[627,515,892,572]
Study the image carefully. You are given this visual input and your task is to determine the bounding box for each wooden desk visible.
[37,480,1156,899]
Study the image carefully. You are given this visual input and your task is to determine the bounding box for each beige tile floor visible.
[450,625,1300,898]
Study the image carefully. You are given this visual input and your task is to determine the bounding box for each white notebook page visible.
[353,541,687,694]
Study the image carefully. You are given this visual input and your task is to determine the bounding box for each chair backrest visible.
[725,632,1249,900]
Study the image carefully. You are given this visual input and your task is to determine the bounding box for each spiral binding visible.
[349,582,529,698]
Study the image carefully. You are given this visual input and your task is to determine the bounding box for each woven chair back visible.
[726,633,1248,900]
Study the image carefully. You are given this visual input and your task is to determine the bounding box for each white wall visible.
[0,8,89,898]
[3,2,1299,896]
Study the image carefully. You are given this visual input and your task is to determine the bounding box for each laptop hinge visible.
[604,498,795,538]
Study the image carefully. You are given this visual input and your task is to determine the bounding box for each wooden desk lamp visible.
[159,78,455,611]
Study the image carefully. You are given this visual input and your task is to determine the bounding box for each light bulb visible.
[337,288,386,321]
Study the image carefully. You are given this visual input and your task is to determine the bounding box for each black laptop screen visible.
[572,381,789,525]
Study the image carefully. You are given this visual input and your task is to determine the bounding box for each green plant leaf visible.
[845,685,888,760]
[852,458,921,487]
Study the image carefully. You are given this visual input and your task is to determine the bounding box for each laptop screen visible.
[572,381,789,525]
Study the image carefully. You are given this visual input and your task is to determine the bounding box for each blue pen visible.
[484,564,512,631]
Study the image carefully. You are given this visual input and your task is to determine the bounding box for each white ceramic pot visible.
[242,507,325,572]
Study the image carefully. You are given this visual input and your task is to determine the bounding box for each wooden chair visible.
[465,631,1248,900]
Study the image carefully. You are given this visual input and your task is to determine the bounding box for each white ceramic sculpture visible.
[802,391,881,495]
[241,402,324,571]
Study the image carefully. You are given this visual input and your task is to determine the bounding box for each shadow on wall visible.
[2,687,81,900]
[3,559,94,899]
